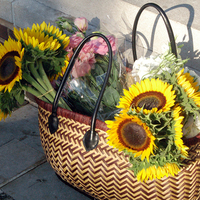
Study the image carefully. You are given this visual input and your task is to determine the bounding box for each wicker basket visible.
[36,3,200,200]
[36,97,200,200]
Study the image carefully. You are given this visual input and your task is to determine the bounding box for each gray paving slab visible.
[0,0,13,23]
[0,139,45,186]
[0,103,95,199]
[2,162,93,200]
[0,104,43,153]
[12,0,66,28]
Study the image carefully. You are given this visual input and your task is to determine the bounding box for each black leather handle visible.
[48,33,113,134]
[132,3,177,61]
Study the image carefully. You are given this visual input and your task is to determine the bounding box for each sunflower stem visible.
[29,62,49,91]
[37,60,71,110]
[22,85,50,103]
[23,71,54,103]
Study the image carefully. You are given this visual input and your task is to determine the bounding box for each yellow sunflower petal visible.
[0,38,23,92]
[118,78,176,113]
[137,163,180,182]
[177,69,200,107]
[106,111,156,161]
[172,106,189,157]
[0,109,9,121]
[13,21,69,52]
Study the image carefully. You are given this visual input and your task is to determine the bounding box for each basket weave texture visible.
[36,98,200,200]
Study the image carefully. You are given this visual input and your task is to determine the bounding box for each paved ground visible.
[0,102,94,200]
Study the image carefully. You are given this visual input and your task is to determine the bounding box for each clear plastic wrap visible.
[55,17,126,121]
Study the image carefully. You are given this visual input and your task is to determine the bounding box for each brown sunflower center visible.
[132,91,166,110]
[118,120,150,151]
[0,51,19,84]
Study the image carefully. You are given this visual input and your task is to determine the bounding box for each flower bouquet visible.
[105,47,200,181]
[0,21,72,121]
[55,17,124,121]
[103,2,200,184]
[0,17,122,122]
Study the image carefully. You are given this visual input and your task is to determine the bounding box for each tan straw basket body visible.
[36,98,200,200]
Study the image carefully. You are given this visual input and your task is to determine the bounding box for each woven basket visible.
[36,97,200,200]
[36,3,200,200]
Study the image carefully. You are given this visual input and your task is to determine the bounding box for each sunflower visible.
[117,78,176,113]
[50,59,69,81]
[0,109,9,121]
[0,38,24,92]
[176,68,200,106]
[106,111,156,161]
[13,21,70,51]
[137,163,180,182]
[172,106,189,157]
[33,22,70,49]
[14,27,61,51]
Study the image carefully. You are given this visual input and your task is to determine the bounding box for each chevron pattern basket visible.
[36,98,200,200]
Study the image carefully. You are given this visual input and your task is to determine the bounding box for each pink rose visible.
[107,35,117,53]
[65,46,74,60]
[81,40,95,54]
[74,17,88,33]
[68,32,84,48]
[72,60,92,78]
[91,35,117,55]
[79,51,96,65]
[71,51,96,78]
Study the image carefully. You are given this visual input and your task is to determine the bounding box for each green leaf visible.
[14,89,25,105]
[102,86,120,107]
[92,63,104,76]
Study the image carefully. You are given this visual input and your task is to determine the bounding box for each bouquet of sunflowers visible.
[0,22,72,121]
[0,17,122,122]
[105,46,200,182]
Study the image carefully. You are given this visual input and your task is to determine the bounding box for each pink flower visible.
[74,17,88,33]
[68,32,84,48]
[79,51,96,64]
[91,35,117,55]
[72,60,91,78]
[71,51,96,78]
[65,46,74,60]
[81,40,95,54]
[107,35,117,53]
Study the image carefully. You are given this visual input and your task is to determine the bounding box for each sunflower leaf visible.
[13,88,25,105]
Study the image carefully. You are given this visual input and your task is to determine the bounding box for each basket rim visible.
[35,97,200,146]
[35,97,108,132]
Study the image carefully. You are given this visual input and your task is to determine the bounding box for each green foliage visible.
[20,41,67,79]
[0,89,21,115]
[125,109,187,176]
[66,54,123,121]
[149,52,199,118]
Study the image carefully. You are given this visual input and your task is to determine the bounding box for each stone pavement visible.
[0,102,94,200]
